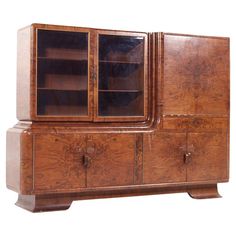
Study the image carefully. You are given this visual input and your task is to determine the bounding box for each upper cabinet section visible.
[163,33,230,117]
[16,24,229,123]
[16,24,148,122]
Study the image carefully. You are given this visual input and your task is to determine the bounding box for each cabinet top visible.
[18,23,230,39]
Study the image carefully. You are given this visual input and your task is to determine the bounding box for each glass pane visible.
[98,34,144,117]
[37,29,88,116]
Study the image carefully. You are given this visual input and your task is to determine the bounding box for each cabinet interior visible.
[37,29,89,116]
[98,34,144,116]
[36,29,146,119]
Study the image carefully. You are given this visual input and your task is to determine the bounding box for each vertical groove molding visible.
[134,133,143,184]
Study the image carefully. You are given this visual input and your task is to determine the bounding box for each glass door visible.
[96,32,147,121]
[36,29,91,119]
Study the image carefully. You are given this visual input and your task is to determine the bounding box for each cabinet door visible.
[34,134,87,191]
[86,134,135,187]
[94,31,148,122]
[36,28,92,121]
[187,132,228,182]
[143,132,187,184]
[163,33,229,116]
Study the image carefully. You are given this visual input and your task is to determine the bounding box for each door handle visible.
[82,155,91,168]
[184,152,192,164]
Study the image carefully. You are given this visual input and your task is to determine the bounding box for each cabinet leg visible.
[16,194,72,212]
[188,184,221,199]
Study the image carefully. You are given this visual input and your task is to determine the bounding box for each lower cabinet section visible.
[34,133,135,191]
[143,131,228,184]
[6,126,229,212]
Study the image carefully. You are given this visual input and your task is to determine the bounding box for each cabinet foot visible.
[16,194,72,212]
[188,184,221,199]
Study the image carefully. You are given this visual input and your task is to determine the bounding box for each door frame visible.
[93,29,149,122]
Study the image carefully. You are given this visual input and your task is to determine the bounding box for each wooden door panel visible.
[34,134,87,191]
[87,134,135,187]
[187,132,228,182]
[143,132,186,184]
[163,34,229,116]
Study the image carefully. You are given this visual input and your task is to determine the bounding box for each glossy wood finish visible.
[16,183,221,212]
[188,184,221,199]
[6,127,33,194]
[16,194,72,212]
[17,26,32,120]
[187,132,228,182]
[86,134,135,187]
[17,24,149,122]
[7,24,230,212]
[34,133,135,191]
[34,134,87,191]
[143,132,187,184]
[163,33,229,116]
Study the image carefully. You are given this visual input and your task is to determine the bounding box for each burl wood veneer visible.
[6,24,230,212]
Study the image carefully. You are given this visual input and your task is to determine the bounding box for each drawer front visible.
[34,134,87,191]
[86,134,135,187]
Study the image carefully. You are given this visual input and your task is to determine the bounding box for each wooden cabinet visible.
[7,24,230,212]
[17,25,148,122]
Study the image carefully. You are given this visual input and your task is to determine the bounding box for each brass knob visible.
[82,155,91,168]
[184,152,192,164]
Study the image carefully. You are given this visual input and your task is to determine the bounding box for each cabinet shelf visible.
[99,89,142,93]
[38,56,88,63]
[99,60,142,65]
[38,88,87,92]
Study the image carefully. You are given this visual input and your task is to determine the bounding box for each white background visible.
[0,0,235,235]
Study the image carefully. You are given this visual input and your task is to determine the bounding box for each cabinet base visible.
[188,184,221,199]
[15,184,221,212]
[16,194,72,212]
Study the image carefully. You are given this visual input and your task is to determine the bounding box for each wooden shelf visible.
[38,88,87,92]
[99,60,142,64]
[38,57,87,62]
[99,89,142,93]
[40,105,88,116]
[43,48,88,61]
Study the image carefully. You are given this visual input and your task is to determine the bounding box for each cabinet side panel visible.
[163,34,229,116]
[17,26,32,120]
[6,129,21,192]
[6,128,33,194]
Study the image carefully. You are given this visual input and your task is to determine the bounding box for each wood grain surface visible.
[6,24,230,212]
